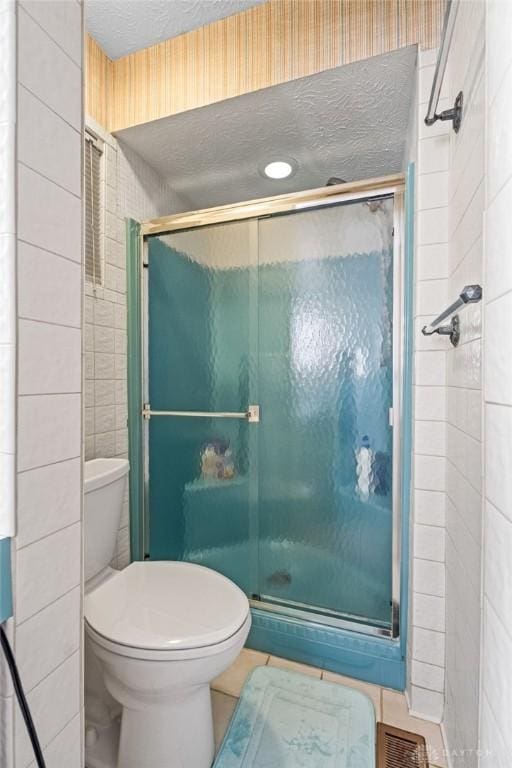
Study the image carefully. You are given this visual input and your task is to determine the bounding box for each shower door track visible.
[249,597,393,638]
[141,173,404,236]
[139,173,406,643]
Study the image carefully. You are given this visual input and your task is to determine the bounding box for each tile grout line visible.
[17,82,81,134]
[17,237,81,268]
[18,160,81,201]
[18,4,82,71]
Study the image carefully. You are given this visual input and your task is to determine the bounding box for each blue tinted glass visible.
[147,198,394,627]
[257,201,393,624]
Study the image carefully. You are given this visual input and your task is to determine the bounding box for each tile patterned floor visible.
[211,648,447,767]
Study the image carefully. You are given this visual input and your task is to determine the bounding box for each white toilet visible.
[84,458,251,768]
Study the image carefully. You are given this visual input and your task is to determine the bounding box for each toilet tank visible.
[84,458,130,582]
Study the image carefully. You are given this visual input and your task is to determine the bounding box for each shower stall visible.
[128,174,412,689]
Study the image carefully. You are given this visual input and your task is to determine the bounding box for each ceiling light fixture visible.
[261,158,297,180]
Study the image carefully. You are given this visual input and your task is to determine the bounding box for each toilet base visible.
[117,683,215,768]
[85,686,215,768]
[84,716,120,768]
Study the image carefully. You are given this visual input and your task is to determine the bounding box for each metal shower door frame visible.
[139,174,405,640]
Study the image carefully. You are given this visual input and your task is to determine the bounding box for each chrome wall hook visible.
[430,314,460,347]
[425,91,463,134]
[422,285,481,348]
[424,1,464,134]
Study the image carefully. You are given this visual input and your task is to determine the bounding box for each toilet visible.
[84,458,251,768]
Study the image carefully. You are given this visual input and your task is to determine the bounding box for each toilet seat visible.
[85,560,250,658]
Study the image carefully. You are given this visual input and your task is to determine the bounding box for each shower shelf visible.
[185,476,248,492]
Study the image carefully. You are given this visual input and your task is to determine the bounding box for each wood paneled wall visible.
[85,34,113,130]
[86,0,446,133]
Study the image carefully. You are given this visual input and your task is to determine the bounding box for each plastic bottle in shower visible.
[201,445,218,481]
[223,449,235,480]
[356,435,373,500]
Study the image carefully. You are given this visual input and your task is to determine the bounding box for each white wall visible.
[480,1,512,764]
[411,6,512,768]
[409,8,486,750]
[0,1,17,763]
[409,47,450,726]
[443,3,485,764]
[0,0,16,542]
[1,2,84,767]
[84,118,187,568]
[408,7,487,759]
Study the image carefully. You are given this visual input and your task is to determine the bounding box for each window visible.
[84,132,103,285]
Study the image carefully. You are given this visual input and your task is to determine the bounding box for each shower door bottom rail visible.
[250,595,394,638]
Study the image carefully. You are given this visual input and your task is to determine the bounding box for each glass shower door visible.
[145,192,398,632]
[146,221,259,596]
[256,199,395,627]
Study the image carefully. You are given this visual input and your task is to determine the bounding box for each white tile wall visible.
[26,714,82,768]
[409,4,487,746]
[14,651,80,768]
[20,0,81,67]
[18,86,81,196]
[0,0,16,541]
[18,394,81,471]
[84,117,188,568]
[18,321,81,394]
[17,6,81,130]
[409,46,450,726]
[14,586,80,692]
[413,559,445,598]
[442,3,485,763]
[15,523,81,624]
[17,242,81,327]
[0,3,84,767]
[480,2,512,765]
[18,164,81,262]
[412,626,445,668]
[0,2,16,764]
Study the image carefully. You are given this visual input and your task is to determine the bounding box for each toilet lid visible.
[84,561,250,651]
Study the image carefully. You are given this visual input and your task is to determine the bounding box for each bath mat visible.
[214,666,375,767]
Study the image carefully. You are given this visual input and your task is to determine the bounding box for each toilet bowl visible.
[84,459,251,768]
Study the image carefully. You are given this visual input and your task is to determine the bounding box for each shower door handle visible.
[143,404,260,423]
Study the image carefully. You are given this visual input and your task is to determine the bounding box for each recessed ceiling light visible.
[261,158,297,180]
[264,161,292,179]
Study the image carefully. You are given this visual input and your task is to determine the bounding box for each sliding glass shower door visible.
[146,221,259,596]
[256,202,394,627]
[145,193,398,632]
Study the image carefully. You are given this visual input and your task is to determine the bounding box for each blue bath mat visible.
[214,666,375,767]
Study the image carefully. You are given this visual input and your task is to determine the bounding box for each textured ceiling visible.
[115,47,417,212]
[84,0,266,59]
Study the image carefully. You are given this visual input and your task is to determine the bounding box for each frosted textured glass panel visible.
[147,197,395,629]
[149,224,254,412]
[147,225,257,590]
[257,199,394,624]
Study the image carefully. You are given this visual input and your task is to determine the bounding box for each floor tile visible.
[211,649,447,768]
[211,690,238,753]
[211,648,269,697]
[268,655,322,678]
[322,670,382,720]
[382,689,447,767]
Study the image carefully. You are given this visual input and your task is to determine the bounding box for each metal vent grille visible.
[85,132,103,286]
[377,723,429,768]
